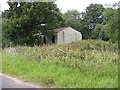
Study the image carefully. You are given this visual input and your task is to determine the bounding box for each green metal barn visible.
[35,27,82,45]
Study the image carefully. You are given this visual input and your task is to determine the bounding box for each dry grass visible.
[2,40,118,88]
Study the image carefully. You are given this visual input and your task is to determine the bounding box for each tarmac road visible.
[0,73,41,88]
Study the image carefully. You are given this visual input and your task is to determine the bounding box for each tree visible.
[2,2,65,46]
[102,8,118,43]
[2,19,12,48]
[85,4,104,24]
[63,5,105,39]
[93,24,109,41]
[64,9,82,20]
[64,10,87,38]
[91,7,118,43]
[64,9,82,29]
[83,4,105,39]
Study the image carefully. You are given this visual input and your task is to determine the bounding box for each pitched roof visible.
[53,27,70,32]
[34,27,71,36]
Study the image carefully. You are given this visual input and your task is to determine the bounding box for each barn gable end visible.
[57,27,82,44]
[34,27,82,45]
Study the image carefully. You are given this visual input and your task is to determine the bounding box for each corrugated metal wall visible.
[57,27,82,45]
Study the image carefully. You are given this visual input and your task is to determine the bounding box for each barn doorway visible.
[43,36,46,44]
[52,35,55,44]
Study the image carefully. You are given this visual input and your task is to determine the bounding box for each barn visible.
[35,27,82,45]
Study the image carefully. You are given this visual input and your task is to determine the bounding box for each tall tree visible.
[2,2,65,46]
[83,4,105,39]
[102,8,118,43]
[2,18,12,48]
[64,9,82,30]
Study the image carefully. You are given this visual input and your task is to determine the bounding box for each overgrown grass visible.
[2,40,118,88]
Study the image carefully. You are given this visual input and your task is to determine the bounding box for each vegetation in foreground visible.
[2,40,118,88]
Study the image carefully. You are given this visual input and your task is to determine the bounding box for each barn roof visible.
[34,26,81,36]
[53,27,70,32]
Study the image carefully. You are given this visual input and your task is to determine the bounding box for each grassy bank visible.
[2,40,118,88]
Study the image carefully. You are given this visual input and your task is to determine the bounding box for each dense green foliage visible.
[2,40,118,88]
[2,2,118,47]
[2,2,65,47]
[2,19,12,48]
[64,4,118,42]
[63,10,84,36]
[64,4,105,39]
[102,8,118,43]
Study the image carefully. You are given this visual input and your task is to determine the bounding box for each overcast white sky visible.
[0,0,119,13]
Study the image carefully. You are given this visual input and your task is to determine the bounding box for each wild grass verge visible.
[2,40,118,88]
